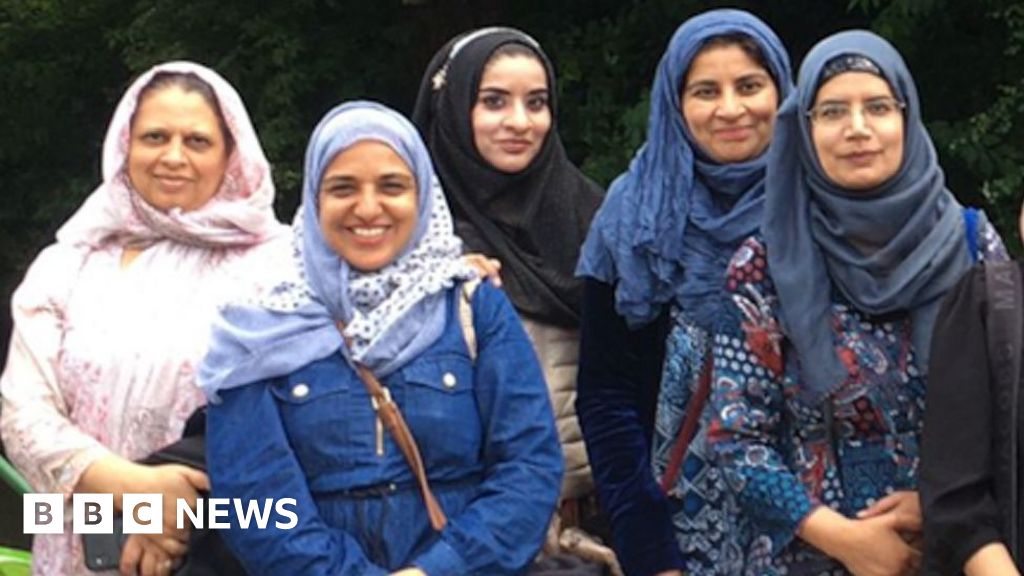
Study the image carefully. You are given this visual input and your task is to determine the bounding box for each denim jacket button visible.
[442,372,457,388]
[291,383,310,398]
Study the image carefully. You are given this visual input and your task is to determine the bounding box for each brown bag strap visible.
[337,323,448,531]
[659,351,713,495]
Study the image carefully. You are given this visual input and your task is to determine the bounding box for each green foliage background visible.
[1,0,1022,335]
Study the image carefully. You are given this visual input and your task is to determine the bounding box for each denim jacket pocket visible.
[271,375,354,480]
[400,355,481,466]
[403,354,472,388]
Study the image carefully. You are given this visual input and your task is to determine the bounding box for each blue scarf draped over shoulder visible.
[576,9,793,331]
[199,102,474,400]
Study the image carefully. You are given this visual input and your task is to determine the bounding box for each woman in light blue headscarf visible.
[707,30,1007,574]
[575,9,793,575]
[200,101,562,576]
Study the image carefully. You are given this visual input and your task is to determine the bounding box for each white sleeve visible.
[1,244,110,495]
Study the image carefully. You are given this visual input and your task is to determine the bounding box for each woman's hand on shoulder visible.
[463,253,502,287]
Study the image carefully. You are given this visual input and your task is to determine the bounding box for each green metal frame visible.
[0,455,32,571]
[0,546,30,576]
[0,456,30,496]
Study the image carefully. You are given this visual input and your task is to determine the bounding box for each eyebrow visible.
[735,72,770,83]
[321,173,414,184]
[686,71,770,89]
[135,125,217,139]
[815,94,893,106]
[321,175,355,187]
[184,129,216,140]
[380,173,414,183]
[478,86,549,95]
[684,79,718,93]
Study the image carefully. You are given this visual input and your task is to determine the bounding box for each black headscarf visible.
[412,27,604,327]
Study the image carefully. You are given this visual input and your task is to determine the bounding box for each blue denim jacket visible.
[208,283,563,575]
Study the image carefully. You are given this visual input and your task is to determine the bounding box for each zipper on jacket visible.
[369,388,391,456]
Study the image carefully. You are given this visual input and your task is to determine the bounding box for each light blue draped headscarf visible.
[576,9,793,330]
[199,101,474,400]
[764,30,977,402]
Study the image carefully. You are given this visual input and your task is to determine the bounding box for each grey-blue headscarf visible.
[764,30,974,402]
[576,9,793,330]
[199,101,474,400]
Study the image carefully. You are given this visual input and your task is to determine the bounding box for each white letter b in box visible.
[23,494,63,534]
[73,493,113,534]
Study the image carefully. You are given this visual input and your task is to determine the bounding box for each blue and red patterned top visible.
[706,225,1006,574]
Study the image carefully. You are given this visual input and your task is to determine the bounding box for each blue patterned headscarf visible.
[576,9,793,330]
[199,101,474,400]
[764,30,975,402]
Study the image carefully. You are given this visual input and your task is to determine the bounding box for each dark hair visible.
[481,42,552,105]
[817,54,884,90]
[133,71,235,155]
[488,41,541,63]
[691,33,778,88]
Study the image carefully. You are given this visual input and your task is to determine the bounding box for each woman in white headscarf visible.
[0,61,286,575]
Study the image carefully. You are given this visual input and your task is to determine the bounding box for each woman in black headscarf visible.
[413,27,604,510]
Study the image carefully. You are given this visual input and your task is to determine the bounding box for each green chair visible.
[0,546,30,576]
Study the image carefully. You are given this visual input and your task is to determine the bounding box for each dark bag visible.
[83,408,247,575]
[529,554,607,576]
[984,261,1022,565]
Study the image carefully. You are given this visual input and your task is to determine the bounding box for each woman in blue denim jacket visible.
[198,101,563,576]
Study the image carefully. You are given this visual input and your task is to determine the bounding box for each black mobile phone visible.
[82,516,126,572]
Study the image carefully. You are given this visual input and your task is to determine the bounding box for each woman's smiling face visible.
[809,72,905,191]
[471,53,552,173]
[128,84,229,212]
[318,140,419,272]
[681,42,779,164]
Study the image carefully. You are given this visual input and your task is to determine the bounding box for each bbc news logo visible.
[23,494,298,534]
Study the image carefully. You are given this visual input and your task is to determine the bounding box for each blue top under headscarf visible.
[576,9,793,330]
[763,30,975,402]
[199,101,474,400]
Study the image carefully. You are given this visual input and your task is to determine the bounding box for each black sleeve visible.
[575,278,681,575]
[921,266,1006,573]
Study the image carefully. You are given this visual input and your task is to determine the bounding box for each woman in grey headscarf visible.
[707,30,1006,574]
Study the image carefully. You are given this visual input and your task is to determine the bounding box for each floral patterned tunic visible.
[653,309,770,574]
[706,226,1005,574]
[1,240,285,576]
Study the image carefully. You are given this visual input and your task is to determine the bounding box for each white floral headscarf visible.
[57,60,283,248]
